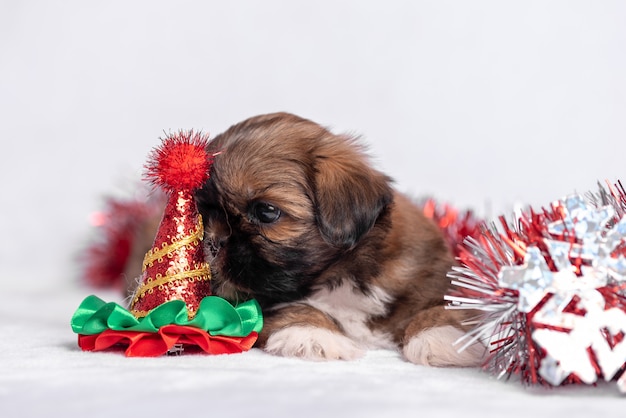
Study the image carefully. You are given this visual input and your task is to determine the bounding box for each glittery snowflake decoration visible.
[446,183,626,393]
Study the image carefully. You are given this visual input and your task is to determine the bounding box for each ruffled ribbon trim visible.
[71,295,263,357]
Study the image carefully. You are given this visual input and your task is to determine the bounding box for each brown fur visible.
[192,112,482,365]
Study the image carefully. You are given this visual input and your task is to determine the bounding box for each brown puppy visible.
[195,112,483,365]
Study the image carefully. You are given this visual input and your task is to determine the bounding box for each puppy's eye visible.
[251,202,281,224]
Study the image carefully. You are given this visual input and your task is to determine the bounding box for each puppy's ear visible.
[313,135,393,249]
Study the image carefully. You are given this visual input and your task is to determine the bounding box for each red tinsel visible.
[80,189,165,290]
[421,198,483,258]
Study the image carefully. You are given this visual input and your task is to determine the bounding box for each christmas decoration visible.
[71,131,263,357]
[446,182,626,393]
[79,187,165,294]
[129,132,216,318]
[420,198,483,258]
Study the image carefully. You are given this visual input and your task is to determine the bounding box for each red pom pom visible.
[145,131,213,192]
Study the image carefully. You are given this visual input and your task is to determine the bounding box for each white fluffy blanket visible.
[1,286,623,418]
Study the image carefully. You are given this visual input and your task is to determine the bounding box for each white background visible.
[2,1,625,287]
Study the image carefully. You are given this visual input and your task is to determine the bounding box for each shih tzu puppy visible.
[194,112,484,366]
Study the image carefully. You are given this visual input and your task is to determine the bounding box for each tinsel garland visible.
[446,181,626,393]
[79,188,165,292]
[421,198,484,257]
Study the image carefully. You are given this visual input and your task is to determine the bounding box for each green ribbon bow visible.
[71,295,263,337]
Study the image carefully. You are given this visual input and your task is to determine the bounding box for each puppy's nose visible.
[206,233,229,258]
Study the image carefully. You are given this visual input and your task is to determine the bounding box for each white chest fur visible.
[304,282,397,350]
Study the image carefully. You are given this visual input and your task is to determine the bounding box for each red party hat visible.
[130,131,214,319]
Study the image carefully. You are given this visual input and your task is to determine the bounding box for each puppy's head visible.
[196,113,392,305]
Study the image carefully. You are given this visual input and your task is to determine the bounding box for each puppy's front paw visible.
[264,326,364,361]
[403,325,485,367]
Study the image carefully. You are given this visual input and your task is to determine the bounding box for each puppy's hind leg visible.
[258,304,364,361]
[402,306,485,367]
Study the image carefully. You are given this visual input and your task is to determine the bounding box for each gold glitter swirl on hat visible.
[131,264,211,308]
[141,218,205,271]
